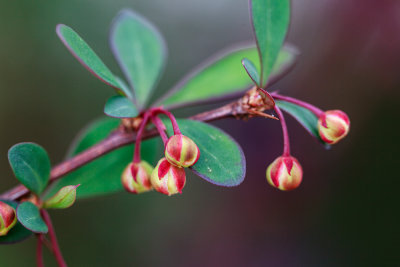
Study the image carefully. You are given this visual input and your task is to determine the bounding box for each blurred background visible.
[0,0,399,266]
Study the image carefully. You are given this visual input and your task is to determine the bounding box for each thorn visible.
[248,110,279,120]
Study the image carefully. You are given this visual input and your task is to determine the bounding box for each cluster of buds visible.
[265,93,350,191]
[122,108,200,196]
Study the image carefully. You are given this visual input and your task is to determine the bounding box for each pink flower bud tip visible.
[0,201,17,236]
[121,161,153,194]
[318,110,350,144]
[165,134,200,168]
[266,156,303,191]
[151,158,186,196]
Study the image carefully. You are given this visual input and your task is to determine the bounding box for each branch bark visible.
[0,92,273,201]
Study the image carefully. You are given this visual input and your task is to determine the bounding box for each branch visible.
[0,90,273,201]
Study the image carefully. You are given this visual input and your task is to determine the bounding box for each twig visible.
[36,234,45,267]
[0,92,274,201]
[41,210,67,267]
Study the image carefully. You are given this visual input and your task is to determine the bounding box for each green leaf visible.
[250,0,290,86]
[164,119,246,187]
[56,24,126,96]
[47,118,160,199]
[159,44,297,109]
[276,100,329,146]
[8,143,51,195]
[242,58,261,87]
[42,185,80,209]
[16,202,48,234]
[0,200,33,244]
[110,9,167,107]
[104,95,138,118]
[115,77,134,100]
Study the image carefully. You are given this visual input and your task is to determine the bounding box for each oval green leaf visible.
[104,95,138,118]
[16,202,48,234]
[0,200,33,244]
[242,58,260,87]
[250,0,290,87]
[158,44,297,109]
[276,100,330,147]
[110,9,167,107]
[8,143,51,195]
[164,119,246,187]
[56,24,126,96]
[46,117,160,199]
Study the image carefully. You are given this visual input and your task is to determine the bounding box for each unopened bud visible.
[151,158,186,196]
[0,201,17,236]
[165,134,200,168]
[318,110,350,144]
[266,156,303,191]
[42,185,80,209]
[121,161,153,194]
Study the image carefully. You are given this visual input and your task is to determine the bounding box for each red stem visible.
[271,92,324,117]
[133,113,150,164]
[40,210,67,267]
[36,234,45,267]
[274,105,291,156]
[0,99,271,201]
[151,108,181,135]
[150,115,169,144]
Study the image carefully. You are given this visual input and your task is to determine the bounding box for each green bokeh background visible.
[0,0,399,266]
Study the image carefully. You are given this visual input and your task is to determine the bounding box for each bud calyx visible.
[151,158,186,196]
[165,134,200,168]
[0,201,17,236]
[121,161,153,194]
[266,156,303,191]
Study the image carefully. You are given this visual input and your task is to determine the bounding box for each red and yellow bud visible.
[121,161,153,194]
[151,158,186,196]
[266,156,303,191]
[0,201,17,236]
[165,134,200,168]
[318,110,350,144]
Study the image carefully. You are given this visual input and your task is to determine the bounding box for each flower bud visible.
[151,158,186,196]
[0,201,17,236]
[165,134,200,168]
[42,185,80,209]
[318,110,350,144]
[121,161,153,194]
[266,156,303,191]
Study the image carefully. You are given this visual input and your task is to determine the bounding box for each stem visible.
[37,234,45,267]
[274,105,291,156]
[151,108,181,135]
[0,97,273,201]
[133,113,150,164]
[271,92,324,117]
[41,210,67,267]
[150,115,169,144]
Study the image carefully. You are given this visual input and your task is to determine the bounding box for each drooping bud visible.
[42,185,80,209]
[151,158,186,196]
[318,110,350,144]
[0,201,17,236]
[121,161,153,194]
[266,156,303,191]
[165,134,200,168]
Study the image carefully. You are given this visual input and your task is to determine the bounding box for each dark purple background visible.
[0,0,398,266]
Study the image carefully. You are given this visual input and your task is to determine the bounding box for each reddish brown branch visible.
[0,90,274,201]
